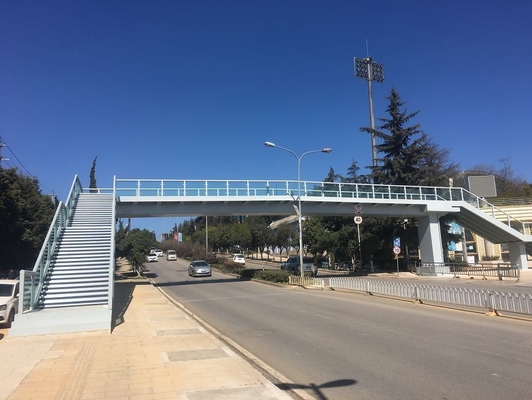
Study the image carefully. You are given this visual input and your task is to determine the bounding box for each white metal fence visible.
[327,278,532,316]
[417,263,520,279]
[289,275,325,289]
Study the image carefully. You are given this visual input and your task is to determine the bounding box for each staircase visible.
[39,193,114,308]
[10,191,115,336]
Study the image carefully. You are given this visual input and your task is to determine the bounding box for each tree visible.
[361,88,424,185]
[245,216,276,259]
[0,168,55,270]
[89,156,97,193]
[455,159,530,198]
[115,228,156,274]
[275,223,296,256]
[358,88,461,268]
[231,223,252,251]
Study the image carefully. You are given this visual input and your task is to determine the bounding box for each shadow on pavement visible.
[111,279,150,332]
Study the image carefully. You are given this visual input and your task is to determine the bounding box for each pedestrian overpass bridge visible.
[113,177,532,264]
[12,175,532,337]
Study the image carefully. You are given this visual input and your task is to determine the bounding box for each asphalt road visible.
[147,258,532,400]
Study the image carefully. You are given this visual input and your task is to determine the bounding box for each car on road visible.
[281,256,315,274]
[146,252,158,262]
[188,260,212,277]
[232,254,245,265]
[0,279,19,327]
[155,249,163,257]
[166,250,177,261]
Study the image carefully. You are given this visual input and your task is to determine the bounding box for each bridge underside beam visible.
[115,199,456,219]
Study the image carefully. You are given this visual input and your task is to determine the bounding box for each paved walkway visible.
[0,279,293,400]
[1,268,531,400]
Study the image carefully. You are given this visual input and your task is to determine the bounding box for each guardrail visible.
[328,278,532,316]
[114,178,530,234]
[289,275,325,289]
[418,263,520,280]
[19,175,83,314]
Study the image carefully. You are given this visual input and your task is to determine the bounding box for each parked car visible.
[155,249,163,257]
[166,250,177,261]
[281,256,315,274]
[188,260,212,277]
[232,254,245,265]
[146,252,158,262]
[0,279,19,327]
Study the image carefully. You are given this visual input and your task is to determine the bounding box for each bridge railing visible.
[19,175,83,313]
[114,178,530,234]
[115,179,467,200]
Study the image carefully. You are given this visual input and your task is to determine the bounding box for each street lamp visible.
[264,141,332,279]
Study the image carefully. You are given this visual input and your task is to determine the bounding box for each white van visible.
[166,250,177,261]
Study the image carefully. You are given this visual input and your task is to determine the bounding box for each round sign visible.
[354,204,363,214]
[393,246,401,254]
[354,216,363,224]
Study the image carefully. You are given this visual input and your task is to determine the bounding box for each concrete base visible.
[9,305,111,337]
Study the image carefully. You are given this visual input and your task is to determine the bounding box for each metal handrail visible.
[114,179,529,234]
[108,177,117,311]
[19,175,83,313]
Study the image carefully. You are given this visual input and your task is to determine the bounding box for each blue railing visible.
[114,178,530,234]
[19,175,83,313]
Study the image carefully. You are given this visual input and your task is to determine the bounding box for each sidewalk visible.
[0,279,293,400]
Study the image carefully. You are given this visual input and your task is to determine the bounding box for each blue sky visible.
[1,1,531,238]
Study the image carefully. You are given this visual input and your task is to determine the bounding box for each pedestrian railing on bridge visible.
[114,178,531,235]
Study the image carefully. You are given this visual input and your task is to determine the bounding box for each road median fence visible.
[327,278,532,317]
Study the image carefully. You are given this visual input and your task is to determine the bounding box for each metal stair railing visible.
[19,175,83,313]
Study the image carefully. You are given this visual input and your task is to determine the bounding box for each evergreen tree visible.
[361,88,423,185]
[89,156,97,193]
[359,88,461,268]
[0,168,55,270]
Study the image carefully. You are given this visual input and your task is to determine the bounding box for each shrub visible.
[211,264,290,284]
[253,269,291,283]
[481,255,500,261]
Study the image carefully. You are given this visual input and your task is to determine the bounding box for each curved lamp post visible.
[264,141,332,278]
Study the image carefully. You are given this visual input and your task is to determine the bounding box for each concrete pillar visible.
[484,238,494,258]
[508,242,528,270]
[417,214,444,263]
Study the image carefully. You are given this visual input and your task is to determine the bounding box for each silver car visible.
[188,260,212,277]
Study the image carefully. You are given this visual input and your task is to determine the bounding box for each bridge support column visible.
[417,215,444,263]
[508,242,528,270]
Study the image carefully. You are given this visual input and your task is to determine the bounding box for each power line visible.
[0,136,56,195]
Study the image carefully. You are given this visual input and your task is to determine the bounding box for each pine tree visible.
[89,156,97,193]
[361,88,423,185]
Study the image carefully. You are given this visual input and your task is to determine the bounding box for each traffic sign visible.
[393,246,401,255]
[354,216,363,224]
[354,204,363,214]
[393,237,400,247]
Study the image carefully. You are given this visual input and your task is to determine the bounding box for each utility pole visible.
[0,139,11,165]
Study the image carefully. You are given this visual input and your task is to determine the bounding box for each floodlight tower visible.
[354,56,384,167]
